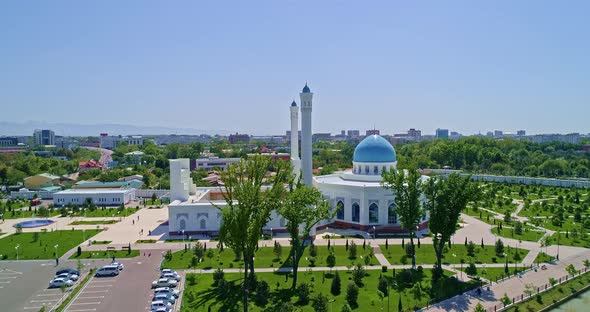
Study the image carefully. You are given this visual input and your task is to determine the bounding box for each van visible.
[95,265,120,277]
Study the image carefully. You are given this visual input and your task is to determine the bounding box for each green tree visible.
[215,156,291,312]
[352,264,365,286]
[345,282,359,307]
[331,271,341,296]
[474,302,485,312]
[297,283,311,305]
[423,173,479,275]
[382,166,423,268]
[348,241,357,259]
[312,293,329,312]
[326,252,336,269]
[515,221,523,235]
[273,241,282,260]
[279,174,332,289]
[495,239,505,255]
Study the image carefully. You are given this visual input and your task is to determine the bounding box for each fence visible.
[487,266,589,312]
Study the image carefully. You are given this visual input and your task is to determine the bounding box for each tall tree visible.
[381,166,423,268]
[423,173,479,276]
[279,176,333,289]
[216,156,290,312]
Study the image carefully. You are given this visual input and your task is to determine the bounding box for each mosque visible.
[166,84,429,236]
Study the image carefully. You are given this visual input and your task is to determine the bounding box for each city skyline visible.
[1,1,589,135]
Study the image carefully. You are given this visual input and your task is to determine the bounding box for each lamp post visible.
[270,227,273,239]
[181,230,185,245]
[15,244,20,261]
[54,244,59,259]
[373,226,376,240]
[328,299,335,312]
[452,253,457,272]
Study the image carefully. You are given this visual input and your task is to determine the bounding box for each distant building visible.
[450,131,463,140]
[190,157,240,171]
[407,128,422,141]
[55,136,79,150]
[517,130,526,136]
[99,133,143,150]
[435,128,449,139]
[34,129,55,146]
[494,130,504,138]
[228,133,250,144]
[73,180,143,189]
[250,136,284,144]
[528,133,580,144]
[152,134,210,145]
[53,188,135,206]
[24,173,61,190]
[366,129,380,136]
[124,151,144,164]
[0,137,19,147]
[347,130,360,138]
[312,133,332,142]
[78,159,102,172]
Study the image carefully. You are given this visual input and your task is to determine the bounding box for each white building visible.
[53,188,136,206]
[192,157,241,171]
[99,134,144,150]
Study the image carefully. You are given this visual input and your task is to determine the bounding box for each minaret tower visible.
[290,101,301,178]
[299,83,313,186]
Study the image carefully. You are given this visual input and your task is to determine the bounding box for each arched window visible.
[382,166,386,172]
[336,201,344,220]
[352,202,360,222]
[388,203,397,224]
[369,203,379,223]
[280,218,285,227]
[374,166,378,174]
[200,219,206,230]
[365,166,369,174]
[179,219,186,230]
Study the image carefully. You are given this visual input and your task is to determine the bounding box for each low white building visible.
[192,157,240,171]
[53,188,136,206]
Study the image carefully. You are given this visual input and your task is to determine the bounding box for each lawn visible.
[136,239,158,244]
[492,225,545,242]
[504,271,590,312]
[69,250,139,259]
[161,244,379,270]
[547,232,590,248]
[0,229,101,260]
[91,240,112,245]
[379,244,529,265]
[1,209,61,219]
[533,217,588,232]
[459,266,528,282]
[181,268,478,311]
[463,207,499,225]
[534,252,555,264]
[69,220,118,225]
[69,207,139,218]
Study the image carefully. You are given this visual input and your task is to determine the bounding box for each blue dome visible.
[353,135,397,163]
[291,101,297,107]
[302,84,311,93]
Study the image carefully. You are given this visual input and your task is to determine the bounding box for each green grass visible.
[181,269,477,312]
[0,230,101,260]
[55,268,96,312]
[534,252,556,264]
[463,207,499,225]
[547,232,590,248]
[459,266,528,282]
[136,239,158,243]
[69,207,139,218]
[91,240,112,245]
[534,217,589,232]
[503,271,590,312]
[1,209,61,219]
[379,244,528,265]
[69,250,139,259]
[161,245,379,270]
[68,220,118,225]
[492,225,545,242]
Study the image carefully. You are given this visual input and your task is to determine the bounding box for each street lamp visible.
[54,244,59,257]
[373,226,376,240]
[15,244,20,261]
[270,227,273,238]
[328,299,335,312]
[452,253,457,272]
[181,230,185,245]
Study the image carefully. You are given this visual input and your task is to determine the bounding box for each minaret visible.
[299,83,313,186]
[290,101,301,178]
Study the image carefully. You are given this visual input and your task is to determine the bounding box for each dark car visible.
[56,268,80,276]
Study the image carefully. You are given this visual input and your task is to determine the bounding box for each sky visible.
[1,1,589,136]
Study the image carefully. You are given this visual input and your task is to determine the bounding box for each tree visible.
[583,259,590,270]
[474,302,485,312]
[501,293,511,306]
[273,241,282,260]
[331,271,341,296]
[382,167,424,268]
[515,221,523,235]
[566,264,578,276]
[398,296,402,312]
[193,241,205,262]
[465,262,477,276]
[326,252,336,269]
[377,276,388,296]
[76,246,81,257]
[352,264,365,286]
[345,282,359,307]
[348,241,357,259]
[254,281,270,306]
[495,239,505,255]
[467,241,476,257]
[297,283,311,305]
[279,173,332,289]
[215,156,291,312]
[151,192,157,203]
[312,293,329,312]
[423,173,479,275]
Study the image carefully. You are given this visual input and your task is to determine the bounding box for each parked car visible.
[160,269,178,275]
[111,262,124,271]
[152,278,177,289]
[95,265,120,277]
[56,268,80,276]
[152,308,170,312]
[49,278,74,288]
[152,293,176,305]
[150,300,172,312]
[154,287,180,298]
[55,272,79,282]
[160,272,181,282]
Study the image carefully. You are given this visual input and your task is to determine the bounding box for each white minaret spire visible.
[299,83,313,186]
[290,100,301,179]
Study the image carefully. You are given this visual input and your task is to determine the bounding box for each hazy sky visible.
[1,1,589,136]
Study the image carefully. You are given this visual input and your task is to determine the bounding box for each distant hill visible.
[0,121,231,137]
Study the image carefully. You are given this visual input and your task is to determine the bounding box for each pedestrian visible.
[55,258,59,266]
[112,255,115,262]
[132,220,135,225]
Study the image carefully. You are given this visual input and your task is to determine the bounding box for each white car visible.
[55,272,79,282]
[160,269,177,275]
[111,262,124,271]
[160,272,181,282]
[152,278,178,289]
[154,287,180,298]
[152,293,176,305]
[49,278,74,288]
[150,300,172,312]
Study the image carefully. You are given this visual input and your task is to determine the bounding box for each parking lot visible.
[63,249,165,312]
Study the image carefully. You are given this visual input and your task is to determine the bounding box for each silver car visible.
[55,272,79,281]
[152,293,176,305]
[49,278,73,288]
[154,287,180,298]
